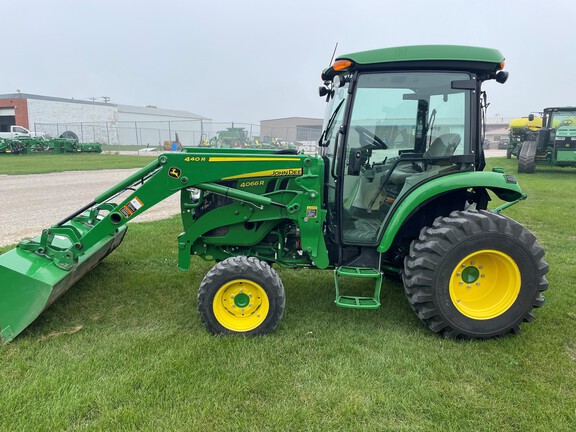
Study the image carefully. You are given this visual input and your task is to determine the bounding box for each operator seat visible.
[342,134,461,244]
[387,133,461,184]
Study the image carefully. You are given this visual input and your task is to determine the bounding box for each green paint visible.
[377,171,523,253]
[462,266,480,283]
[234,292,250,308]
[334,266,382,310]
[339,45,504,66]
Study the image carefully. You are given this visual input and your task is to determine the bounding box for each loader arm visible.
[0,150,328,343]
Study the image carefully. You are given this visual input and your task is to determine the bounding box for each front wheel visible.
[197,256,285,335]
[403,210,548,339]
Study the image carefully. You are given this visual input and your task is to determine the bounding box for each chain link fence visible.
[34,120,321,153]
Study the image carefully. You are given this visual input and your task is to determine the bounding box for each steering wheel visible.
[354,126,388,149]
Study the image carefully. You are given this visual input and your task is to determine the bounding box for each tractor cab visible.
[318,45,508,267]
[537,107,576,156]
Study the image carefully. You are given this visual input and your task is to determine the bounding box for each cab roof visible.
[322,45,505,80]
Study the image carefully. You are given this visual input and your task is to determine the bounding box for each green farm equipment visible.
[0,136,102,155]
[51,135,102,153]
[209,127,251,148]
[0,45,548,343]
[507,116,542,159]
[0,138,27,154]
[76,142,102,153]
[518,107,576,172]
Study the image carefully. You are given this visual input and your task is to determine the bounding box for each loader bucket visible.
[0,225,127,344]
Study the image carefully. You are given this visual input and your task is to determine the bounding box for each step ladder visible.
[334,266,383,309]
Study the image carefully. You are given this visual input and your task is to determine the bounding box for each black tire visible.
[403,210,548,339]
[518,140,537,173]
[197,256,285,335]
[60,131,79,142]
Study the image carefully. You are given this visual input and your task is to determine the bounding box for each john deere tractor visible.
[518,107,576,172]
[0,45,548,343]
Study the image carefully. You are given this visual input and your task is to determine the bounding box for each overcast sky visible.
[6,0,576,124]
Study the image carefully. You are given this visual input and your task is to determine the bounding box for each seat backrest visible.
[424,133,461,157]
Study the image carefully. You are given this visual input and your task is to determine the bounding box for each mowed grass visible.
[0,153,155,175]
[0,158,575,431]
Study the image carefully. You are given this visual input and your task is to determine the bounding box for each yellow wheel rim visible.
[213,279,269,332]
[449,250,521,320]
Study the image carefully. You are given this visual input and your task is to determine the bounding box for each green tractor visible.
[0,45,548,344]
[209,127,251,148]
[518,107,576,173]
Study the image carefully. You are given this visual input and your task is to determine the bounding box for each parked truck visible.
[0,125,43,140]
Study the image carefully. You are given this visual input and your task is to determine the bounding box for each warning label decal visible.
[306,206,318,218]
[120,197,144,218]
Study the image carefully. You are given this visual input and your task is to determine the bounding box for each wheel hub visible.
[233,292,250,308]
[213,279,269,331]
[461,266,480,284]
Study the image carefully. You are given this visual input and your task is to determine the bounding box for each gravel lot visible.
[0,169,180,247]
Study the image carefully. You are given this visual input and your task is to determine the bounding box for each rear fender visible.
[377,171,523,254]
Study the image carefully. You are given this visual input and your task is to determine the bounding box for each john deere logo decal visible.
[168,167,181,179]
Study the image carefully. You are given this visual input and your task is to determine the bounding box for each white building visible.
[0,93,210,146]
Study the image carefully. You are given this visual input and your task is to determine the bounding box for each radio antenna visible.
[328,42,338,67]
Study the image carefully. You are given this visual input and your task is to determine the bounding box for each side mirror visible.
[496,71,509,84]
[528,114,535,121]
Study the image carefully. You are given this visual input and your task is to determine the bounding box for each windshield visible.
[549,110,576,129]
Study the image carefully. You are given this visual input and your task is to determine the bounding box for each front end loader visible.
[0,45,548,343]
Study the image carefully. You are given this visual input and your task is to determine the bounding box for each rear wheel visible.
[518,140,537,173]
[198,256,285,335]
[403,210,548,339]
